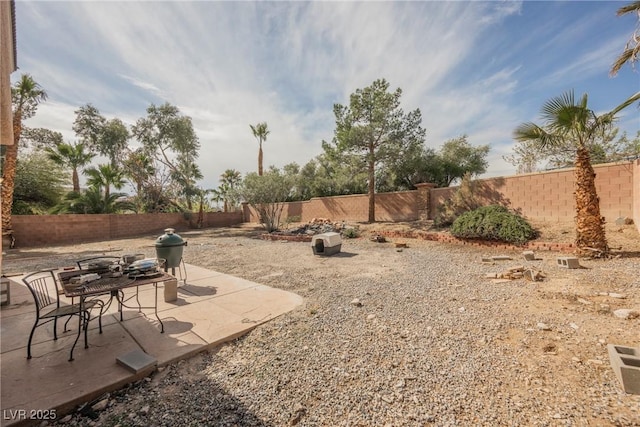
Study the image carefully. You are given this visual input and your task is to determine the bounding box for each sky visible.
[12,0,640,192]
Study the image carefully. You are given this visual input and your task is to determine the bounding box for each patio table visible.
[57,269,173,359]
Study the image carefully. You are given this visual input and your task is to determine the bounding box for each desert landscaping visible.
[2,220,639,426]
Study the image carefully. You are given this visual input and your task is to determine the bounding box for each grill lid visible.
[155,228,186,247]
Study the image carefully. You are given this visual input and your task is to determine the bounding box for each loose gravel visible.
[3,228,639,426]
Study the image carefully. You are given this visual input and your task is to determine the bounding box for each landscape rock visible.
[537,322,552,331]
[5,225,639,427]
[91,399,109,412]
[613,309,640,319]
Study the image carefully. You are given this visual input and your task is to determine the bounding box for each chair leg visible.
[63,315,73,332]
[66,297,76,332]
[26,320,39,360]
[69,313,83,361]
[53,317,58,340]
[83,311,90,349]
[95,300,105,334]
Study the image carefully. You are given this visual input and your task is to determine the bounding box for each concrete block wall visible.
[633,159,640,233]
[9,161,637,246]
[243,191,419,224]
[301,191,417,222]
[11,212,243,248]
[430,161,635,223]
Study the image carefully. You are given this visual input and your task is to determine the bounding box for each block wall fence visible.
[10,211,243,248]
[244,160,640,229]
[5,160,638,248]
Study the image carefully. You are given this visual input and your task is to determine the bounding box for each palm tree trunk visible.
[197,201,204,228]
[258,143,263,176]
[72,168,80,193]
[1,115,21,237]
[574,146,608,256]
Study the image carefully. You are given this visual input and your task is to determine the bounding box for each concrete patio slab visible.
[0,263,303,427]
[1,322,142,422]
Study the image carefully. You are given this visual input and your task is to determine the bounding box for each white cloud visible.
[14,1,639,193]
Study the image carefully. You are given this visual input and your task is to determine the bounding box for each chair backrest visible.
[22,270,60,314]
[76,256,122,272]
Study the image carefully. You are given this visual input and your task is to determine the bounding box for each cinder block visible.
[164,277,178,302]
[0,276,10,306]
[607,344,640,395]
[522,251,535,261]
[116,349,157,374]
[557,256,580,269]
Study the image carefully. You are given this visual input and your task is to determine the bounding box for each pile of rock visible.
[286,218,344,235]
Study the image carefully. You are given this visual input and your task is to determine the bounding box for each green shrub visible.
[450,205,536,244]
[342,227,360,238]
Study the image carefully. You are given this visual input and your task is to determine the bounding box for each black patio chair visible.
[76,256,122,273]
[22,270,103,361]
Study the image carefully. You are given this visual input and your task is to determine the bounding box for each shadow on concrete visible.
[178,283,218,297]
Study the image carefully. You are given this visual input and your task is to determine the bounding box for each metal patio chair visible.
[22,270,103,361]
[76,256,123,273]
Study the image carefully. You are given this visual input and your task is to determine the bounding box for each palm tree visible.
[250,122,270,176]
[194,187,212,228]
[514,90,640,256]
[210,188,224,211]
[2,74,47,239]
[610,1,640,76]
[53,187,134,214]
[84,164,126,202]
[170,159,203,211]
[45,142,95,192]
[219,169,242,211]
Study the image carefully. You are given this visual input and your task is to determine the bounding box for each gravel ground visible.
[3,224,640,426]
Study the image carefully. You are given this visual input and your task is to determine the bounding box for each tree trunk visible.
[197,202,204,229]
[573,146,608,256]
[72,168,80,193]
[1,114,21,237]
[368,144,375,223]
[258,143,263,176]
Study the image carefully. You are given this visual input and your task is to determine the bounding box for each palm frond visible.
[610,48,636,76]
[609,91,640,116]
[540,91,574,122]
[513,122,555,148]
[617,1,640,16]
